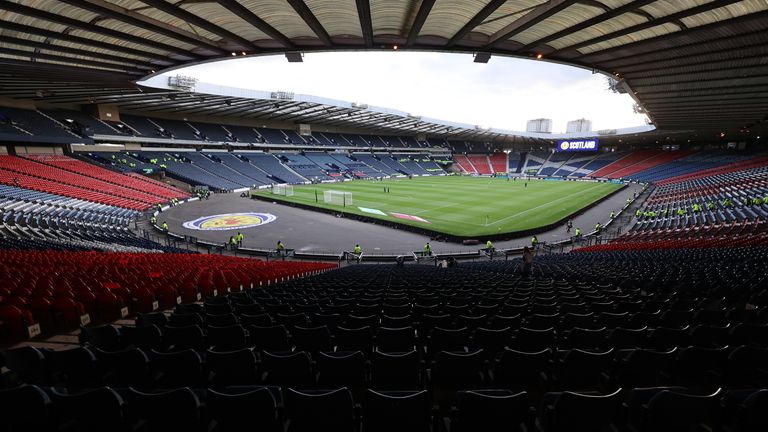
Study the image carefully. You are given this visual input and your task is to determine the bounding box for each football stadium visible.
[1,1,768,431]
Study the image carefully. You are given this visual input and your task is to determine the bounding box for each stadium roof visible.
[0,0,766,138]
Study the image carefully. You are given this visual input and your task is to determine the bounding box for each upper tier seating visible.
[187,121,234,142]
[150,118,202,141]
[0,107,76,138]
[40,109,120,137]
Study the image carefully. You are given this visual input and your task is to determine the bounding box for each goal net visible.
[272,184,294,196]
[324,190,352,206]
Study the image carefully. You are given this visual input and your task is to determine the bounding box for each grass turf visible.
[257,176,622,237]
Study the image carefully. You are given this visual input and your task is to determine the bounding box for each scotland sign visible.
[556,139,599,152]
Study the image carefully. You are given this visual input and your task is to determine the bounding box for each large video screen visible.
[556,139,599,152]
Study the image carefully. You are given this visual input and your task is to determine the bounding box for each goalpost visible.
[324,190,352,206]
[272,184,294,196]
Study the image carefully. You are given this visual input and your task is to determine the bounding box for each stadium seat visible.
[205,387,281,432]
[0,384,52,432]
[538,389,622,432]
[363,389,433,432]
[121,387,201,432]
[450,390,532,432]
[261,351,314,387]
[206,348,260,387]
[284,388,356,432]
[48,387,126,432]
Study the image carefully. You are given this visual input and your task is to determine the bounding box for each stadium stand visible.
[489,153,508,174]
[39,109,121,137]
[0,156,179,210]
[396,155,431,176]
[223,125,262,143]
[235,153,307,184]
[331,154,383,178]
[467,155,492,175]
[149,118,202,141]
[629,164,768,233]
[0,107,77,139]
[187,121,234,142]
[4,255,764,431]
[277,153,334,181]
[627,152,763,184]
[538,151,572,176]
[0,251,334,341]
[256,128,289,145]
[354,154,399,175]
[452,154,475,174]
[213,153,273,186]
[182,153,257,188]
[605,150,694,180]
[119,115,169,139]
[138,152,245,191]
[25,155,186,201]
[589,150,661,178]
[521,150,549,174]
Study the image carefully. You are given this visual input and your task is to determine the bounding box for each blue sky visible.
[167,51,647,133]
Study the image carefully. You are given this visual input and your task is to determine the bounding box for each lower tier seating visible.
[0,251,335,342]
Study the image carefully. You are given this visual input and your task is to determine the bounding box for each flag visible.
[358,207,387,216]
[390,212,431,224]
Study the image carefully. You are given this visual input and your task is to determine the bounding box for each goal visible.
[272,184,294,196]
[324,190,352,206]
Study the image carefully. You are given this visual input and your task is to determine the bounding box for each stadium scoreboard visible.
[556,139,599,152]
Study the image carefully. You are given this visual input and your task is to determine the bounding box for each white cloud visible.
[167,51,647,133]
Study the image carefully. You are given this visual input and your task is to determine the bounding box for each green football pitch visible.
[257,176,623,237]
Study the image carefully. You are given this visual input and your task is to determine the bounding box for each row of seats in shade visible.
[4,344,767,394]
[1,384,766,432]
[80,317,768,357]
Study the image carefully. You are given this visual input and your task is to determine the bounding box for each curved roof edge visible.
[139,74,654,140]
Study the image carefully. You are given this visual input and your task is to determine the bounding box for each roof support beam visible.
[484,0,579,49]
[0,34,155,70]
[0,46,144,75]
[356,0,374,47]
[137,0,259,51]
[0,0,201,59]
[602,30,768,71]
[446,0,507,47]
[638,83,768,97]
[286,0,333,46]
[216,0,296,49]
[0,21,174,64]
[58,0,229,55]
[514,0,657,53]
[556,0,745,55]
[405,0,436,46]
